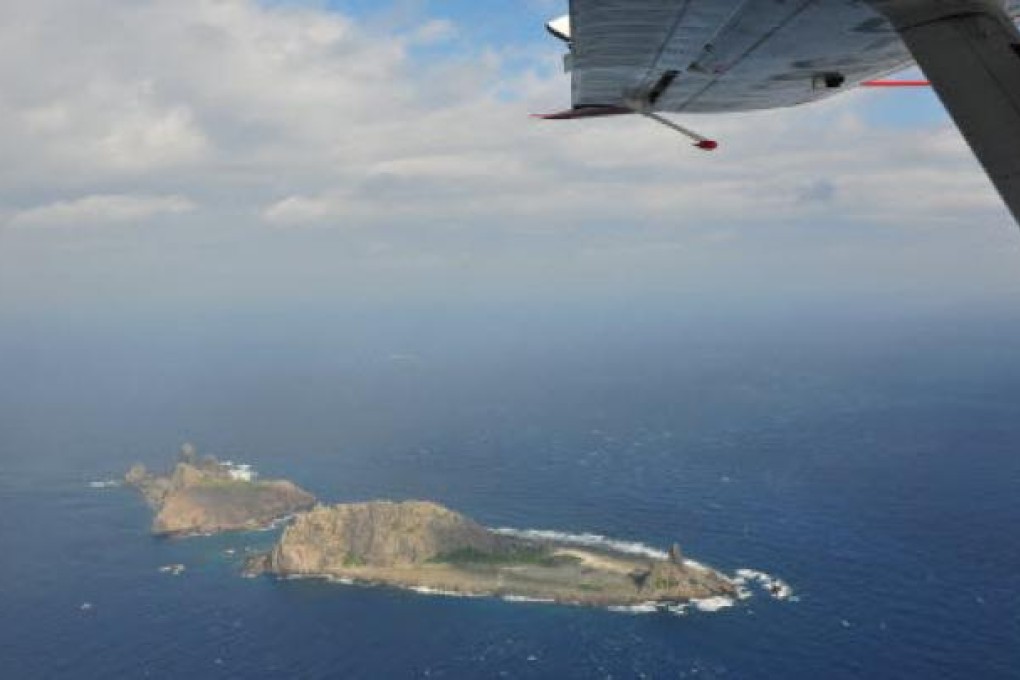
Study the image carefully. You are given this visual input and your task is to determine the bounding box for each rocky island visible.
[246,501,738,607]
[125,444,316,537]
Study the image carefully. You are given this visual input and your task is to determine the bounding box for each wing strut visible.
[534,108,718,151]
[891,0,1020,225]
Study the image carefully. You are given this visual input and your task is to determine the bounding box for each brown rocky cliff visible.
[125,448,316,536]
[269,501,502,573]
[125,464,171,509]
[152,478,315,536]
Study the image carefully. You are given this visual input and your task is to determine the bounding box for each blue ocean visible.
[2,300,1019,678]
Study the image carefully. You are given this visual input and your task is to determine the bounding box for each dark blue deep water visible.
[2,302,1019,678]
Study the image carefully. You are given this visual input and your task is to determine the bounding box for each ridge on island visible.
[125,443,316,537]
[246,500,737,607]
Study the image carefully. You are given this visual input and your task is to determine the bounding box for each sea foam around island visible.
[491,527,670,560]
[409,586,485,598]
[733,568,795,601]
[607,597,737,616]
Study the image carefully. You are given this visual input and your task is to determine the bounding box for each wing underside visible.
[569,0,916,113]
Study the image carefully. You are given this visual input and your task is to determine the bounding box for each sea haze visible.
[1,298,1019,679]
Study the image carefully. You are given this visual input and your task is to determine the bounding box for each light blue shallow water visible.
[1,304,1018,678]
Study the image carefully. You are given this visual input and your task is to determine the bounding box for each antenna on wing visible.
[640,112,718,151]
[532,107,718,151]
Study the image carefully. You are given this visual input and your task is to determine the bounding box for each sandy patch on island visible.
[552,548,643,575]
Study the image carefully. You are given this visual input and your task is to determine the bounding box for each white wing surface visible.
[569,0,914,113]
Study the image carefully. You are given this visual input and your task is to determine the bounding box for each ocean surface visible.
[1,302,1019,678]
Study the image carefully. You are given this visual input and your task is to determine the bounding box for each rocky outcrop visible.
[125,444,316,537]
[150,476,315,536]
[639,559,732,599]
[253,500,737,607]
[268,501,506,573]
[125,463,170,509]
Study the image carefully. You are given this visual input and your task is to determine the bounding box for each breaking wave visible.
[691,596,735,612]
[733,569,794,600]
[490,527,668,560]
[607,602,659,614]
[502,595,555,604]
[326,576,355,585]
[408,586,483,598]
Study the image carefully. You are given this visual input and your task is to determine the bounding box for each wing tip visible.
[531,106,634,120]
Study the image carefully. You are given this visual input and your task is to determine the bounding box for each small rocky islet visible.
[125,444,782,609]
[124,443,316,537]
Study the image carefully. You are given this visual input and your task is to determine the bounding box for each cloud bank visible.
[9,194,194,228]
[1,0,1018,314]
[1,0,1008,229]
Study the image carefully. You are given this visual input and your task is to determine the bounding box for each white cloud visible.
[92,99,208,173]
[0,0,1012,244]
[9,194,195,228]
[409,19,457,45]
[262,194,340,226]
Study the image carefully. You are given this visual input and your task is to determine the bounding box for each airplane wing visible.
[555,0,1020,225]
[567,0,915,113]
[893,2,1020,225]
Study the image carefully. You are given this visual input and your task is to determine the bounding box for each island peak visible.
[125,444,316,537]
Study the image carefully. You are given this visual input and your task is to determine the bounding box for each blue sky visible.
[323,0,558,40]
[0,0,1018,323]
